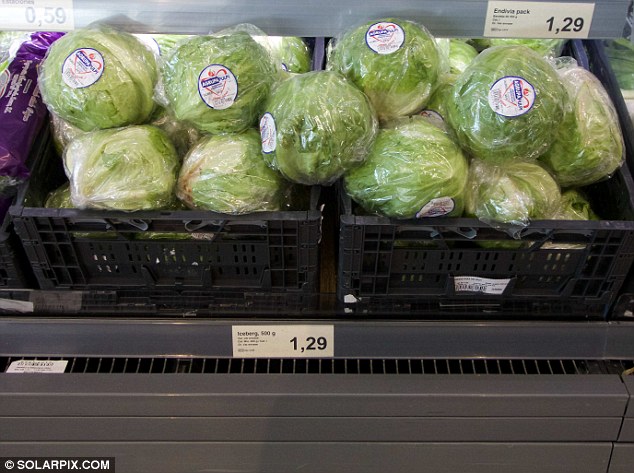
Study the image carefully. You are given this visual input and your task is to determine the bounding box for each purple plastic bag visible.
[0,32,63,189]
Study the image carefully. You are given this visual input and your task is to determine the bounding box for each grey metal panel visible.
[624,377,634,417]
[619,419,634,441]
[0,442,613,473]
[64,0,630,38]
[3,318,634,359]
[0,416,622,442]
[609,444,634,473]
[0,374,627,417]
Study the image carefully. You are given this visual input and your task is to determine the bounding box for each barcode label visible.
[454,276,511,295]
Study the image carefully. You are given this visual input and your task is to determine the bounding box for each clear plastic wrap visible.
[39,24,158,132]
[327,18,442,122]
[436,38,479,76]
[44,182,73,208]
[176,129,289,214]
[0,31,30,64]
[446,45,566,164]
[420,75,457,130]
[604,39,634,91]
[259,70,378,186]
[159,29,276,134]
[465,159,562,236]
[0,32,63,191]
[539,59,624,187]
[134,34,190,58]
[604,39,634,122]
[489,38,567,58]
[63,125,179,211]
[554,189,599,220]
[50,112,84,156]
[344,116,468,219]
[253,35,311,74]
[53,106,201,159]
[148,107,201,158]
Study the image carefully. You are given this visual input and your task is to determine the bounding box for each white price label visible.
[6,360,68,373]
[0,0,74,31]
[484,1,594,38]
[232,325,334,358]
[454,276,511,295]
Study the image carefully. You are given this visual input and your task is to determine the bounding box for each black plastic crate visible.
[0,210,35,289]
[338,41,634,320]
[584,39,634,320]
[10,130,322,293]
[0,288,323,317]
[338,163,634,319]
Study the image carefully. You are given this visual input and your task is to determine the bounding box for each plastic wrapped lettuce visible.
[259,70,377,185]
[63,125,179,210]
[148,107,201,158]
[161,30,276,134]
[50,113,84,156]
[44,182,73,208]
[0,31,29,64]
[134,34,189,57]
[539,60,624,187]
[344,116,468,219]
[177,130,289,214]
[436,38,478,75]
[604,39,634,91]
[604,39,634,123]
[555,190,599,220]
[39,24,158,131]
[489,38,567,58]
[253,35,311,74]
[446,45,566,164]
[421,75,457,129]
[327,19,442,121]
[465,159,561,234]
[53,106,199,159]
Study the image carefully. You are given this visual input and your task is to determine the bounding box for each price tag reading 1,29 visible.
[232,325,334,358]
[484,1,595,39]
[0,0,75,31]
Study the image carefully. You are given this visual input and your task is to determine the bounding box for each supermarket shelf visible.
[0,442,614,473]
[2,317,634,358]
[16,0,633,38]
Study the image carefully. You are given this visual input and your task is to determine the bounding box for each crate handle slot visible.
[71,218,115,231]
[184,220,227,232]
[115,219,150,231]
[403,226,477,240]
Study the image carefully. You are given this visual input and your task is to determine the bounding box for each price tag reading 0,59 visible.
[24,6,67,27]
[0,1,74,31]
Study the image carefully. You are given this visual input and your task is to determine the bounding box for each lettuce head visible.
[39,24,158,131]
[327,18,441,122]
[446,45,566,164]
[344,116,468,219]
[539,63,624,187]
[177,130,289,214]
[260,70,377,185]
[253,35,312,74]
[161,31,276,134]
[63,125,179,211]
[465,159,561,232]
